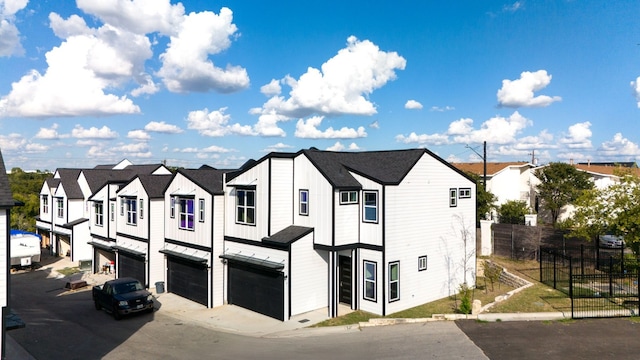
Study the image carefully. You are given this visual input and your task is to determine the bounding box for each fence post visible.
[539,246,542,282]
[609,256,614,297]
[569,256,573,318]
[580,244,584,276]
[553,251,557,289]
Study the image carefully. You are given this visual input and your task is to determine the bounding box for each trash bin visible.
[155,281,165,294]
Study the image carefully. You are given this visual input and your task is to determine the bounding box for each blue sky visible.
[1,0,640,171]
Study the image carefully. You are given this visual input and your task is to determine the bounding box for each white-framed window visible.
[120,198,124,216]
[56,198,64,218]
[199,198,205,222]
[236,188,255,225]
[95,202,103,226]
[459,188,471,199]
[340,190,358,204]
[125,197,137,225]
[418,255,427,271]
[363,191,378,223]
[170,197,175,218]
[178,197,195,230]
[364,260,377,302]
[299,189,309,216]
[449,188,458,207]
[110,203,115,221]
[389,261,400,302]
[42,195,48,214]
[139,199,144,219]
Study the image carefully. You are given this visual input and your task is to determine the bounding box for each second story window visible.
[363,191,378,223]
[299,190,309,216]
[95,202,103,226]
[125,197,137,225]
[110,203,115,221]
[199,198,205,222]
[139,199,144,219]
[56,198,64,218]
[449,188,458,207]
[340,190,358,204]
[178,197,195,230]
[236,189,255,225]
[42,196,48,214]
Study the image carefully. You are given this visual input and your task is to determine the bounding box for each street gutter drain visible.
[298,319,309,323]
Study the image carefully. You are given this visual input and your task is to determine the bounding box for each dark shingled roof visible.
[178,168,229,195]
[137,174,173,198]
[56,169,83,199]
[262,225,314,248]
[82,164,168,193]
[302,148,426,187]
[0,149,15,207]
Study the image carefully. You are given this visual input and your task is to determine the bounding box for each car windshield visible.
[113,281,144,294]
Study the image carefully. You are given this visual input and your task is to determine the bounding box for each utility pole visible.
[466,141,487,190]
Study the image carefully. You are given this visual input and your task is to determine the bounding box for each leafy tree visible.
[569,171,640,254]
[8,168,52,232]
[464,172,497,223]
[534,162,594,225]
[497,200,530,224]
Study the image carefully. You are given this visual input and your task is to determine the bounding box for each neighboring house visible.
[161,166,228,308]
[223,148,476,321]
[114,174,173,288]
[452,162,537,218]
[0,149,15,360]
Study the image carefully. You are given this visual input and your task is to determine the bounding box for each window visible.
[449,188,457,207]
[42,196,48,214]
[110,203,115,221]
[125,197,137,225]
[170,197,175,218]
[459,188,471,199]
[389,262,400,302]
[363,191,378,223]
[139,199,144,219]
[95,202,104,226]
[236,189,255,225]
[340,191,358,204]
[364,261,376,301]
[299,190,309,216]
[56,198,64,218]
[418,255,427,271]
[178,197,195,230]
[120,198,124,216]
[199,198,205,222]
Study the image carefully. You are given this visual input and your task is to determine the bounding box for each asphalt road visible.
[9,264,640,360]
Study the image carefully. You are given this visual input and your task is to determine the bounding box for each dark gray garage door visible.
[167,257,208,306]
[228,263,284,320]
[118,253,145,286]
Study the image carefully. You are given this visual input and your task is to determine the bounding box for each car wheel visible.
[94,301,101,310]
[113,309,122,320]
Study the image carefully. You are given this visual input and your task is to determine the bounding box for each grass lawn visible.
[57,267,81,276]
[313,256,572,327]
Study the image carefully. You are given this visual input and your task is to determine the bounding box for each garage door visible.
[118,253,145,286]
[167,257,208,306]
[228,263,284,320]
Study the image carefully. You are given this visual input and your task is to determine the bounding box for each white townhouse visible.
[0,149,16,359]
[114,174,173,288]
[36,168,88,261]
[222,148,477,321]
[84,165,171,277]
[161,167,228,308]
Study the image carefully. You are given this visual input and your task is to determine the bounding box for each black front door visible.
[339,256,352,305]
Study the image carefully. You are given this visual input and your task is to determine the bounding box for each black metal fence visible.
[540,247,640,318]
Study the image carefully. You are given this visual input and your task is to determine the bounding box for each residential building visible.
[223,148,476,320]
[0,149,15,359]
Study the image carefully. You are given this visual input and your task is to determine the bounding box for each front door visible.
[339,256,352,305]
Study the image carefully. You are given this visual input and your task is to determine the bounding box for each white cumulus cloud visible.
[559,121,592,149]
[497,70,561,108]
[326,141,361,152]
[144,121,183,134]
[404,100,423,110]
[187,107,254,137]
[295,116,367,139]
[0,0,28,57]
[71,125,118,139]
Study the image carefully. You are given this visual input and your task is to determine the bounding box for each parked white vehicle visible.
[11,230,41,267]
[599,234,624,249]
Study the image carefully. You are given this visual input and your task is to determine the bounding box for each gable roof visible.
[0,149,15,208]
[573,163,640,177]
[82,164,169,193]
[451,162,533,177]
[137,174,173,198]
[55,169,83,199]
[177,168,229,195]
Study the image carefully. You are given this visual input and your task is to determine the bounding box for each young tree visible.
[497,200,530,224]
[570,171,640,254]
[534,163,594,225]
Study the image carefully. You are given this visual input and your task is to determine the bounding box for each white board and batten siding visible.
[268,157,293,235]
[211,195,226,307]
[357,248,384,315]
[225,161,269,242]
[117,178,149,241]
[72,224,92,261]
[147,198,166,286]
[88,185,109,240]
[293,156,333,245]
[164,173,213,248]
[384,154,476,314]
[290,233,329,316]
[351,173,383,248]
[0,209,7,308]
